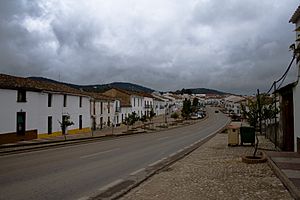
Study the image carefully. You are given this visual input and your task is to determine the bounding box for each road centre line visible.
[80,148,120,159]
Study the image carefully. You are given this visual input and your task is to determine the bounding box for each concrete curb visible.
[265,153,300,200]
[87,118,230,200]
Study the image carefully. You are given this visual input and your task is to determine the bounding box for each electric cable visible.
[265,54,296,94]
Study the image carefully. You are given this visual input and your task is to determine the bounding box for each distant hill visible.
[81,82,155,93]
[172,88,227,95]
[28,77,155,93]
[28,77,226,95]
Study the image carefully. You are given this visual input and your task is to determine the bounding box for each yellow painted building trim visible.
[38,127,91,139]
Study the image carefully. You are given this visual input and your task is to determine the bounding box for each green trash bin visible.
[240,126,255,146]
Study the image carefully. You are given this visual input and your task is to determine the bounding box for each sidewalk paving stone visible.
[121,134,292,200]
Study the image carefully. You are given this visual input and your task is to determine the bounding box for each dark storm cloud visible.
[0,0,298,93]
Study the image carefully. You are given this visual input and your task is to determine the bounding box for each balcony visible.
[144,105,153,109]
[115,107,121,112]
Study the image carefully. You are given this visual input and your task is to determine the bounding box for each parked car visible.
[191,113,204,120]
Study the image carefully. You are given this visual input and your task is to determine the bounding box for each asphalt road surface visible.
[0,107,229,200]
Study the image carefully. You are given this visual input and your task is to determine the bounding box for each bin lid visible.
[227,124,240,129]
[228,122,241,129]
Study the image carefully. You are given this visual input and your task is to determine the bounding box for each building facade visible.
[289,6,300,151]
[90,93,121,129]
[0,74,91,144]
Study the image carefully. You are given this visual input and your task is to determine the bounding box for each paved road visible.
[0,108,229,200]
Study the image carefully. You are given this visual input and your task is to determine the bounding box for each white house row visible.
[0,74,173,144]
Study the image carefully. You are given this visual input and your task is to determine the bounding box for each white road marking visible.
[77,196,89,200]
[80,148,120,159]
[168,153,176,157]
[157,136,169,141]
[97,179,124,192]
[148,158,166,167]
[130,168,145,176]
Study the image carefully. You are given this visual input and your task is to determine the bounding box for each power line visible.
[266,82,274,94]
[266,55,296,94]
[277,55,296,89]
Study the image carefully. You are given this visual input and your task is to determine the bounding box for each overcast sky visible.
[0,0,299,94]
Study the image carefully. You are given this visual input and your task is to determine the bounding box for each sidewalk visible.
[266,151,300,199]
[121,134,293,200]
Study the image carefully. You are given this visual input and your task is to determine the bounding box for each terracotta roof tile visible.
[0,73,88,96]
[290,5,300,23]
[88,92,116,101]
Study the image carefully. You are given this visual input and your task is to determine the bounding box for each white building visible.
[152,94,168,116]
[162,93,183,112]
[224,95,245,116]
[0,74,91,144]
[131,94,144,118]
[143,95,154,116]
[289,6,300,151]
[90,93,121,129]
[103,88,145,123]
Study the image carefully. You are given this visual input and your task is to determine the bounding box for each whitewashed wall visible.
[293,75,300,151]
[0,89,90,135]
[119,107,132,123]
[143,97,154,116]
[131,95,144,117]
[153,100,166,116]
[92,100,117,129]
[292,19,300,151]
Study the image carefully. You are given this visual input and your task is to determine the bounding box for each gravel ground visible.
[121,134,292,200]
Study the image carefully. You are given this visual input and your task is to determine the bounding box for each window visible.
[17,90,26,102]
[93,101,96,115]
[63,95,67,107]
[133,98,135,107]
[122,114,124,122]
[100,117,103,129]
[107,116,110,126]
[48,116,52,134]
[100,102,103,114]
[108,102,110,114]
[138,98,139,107]
[79,96,82,108]
[48,94,52,107]
[16,112,26,135]
[79,115,82,130]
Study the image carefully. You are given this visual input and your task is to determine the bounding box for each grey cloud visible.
[0,0,299,93]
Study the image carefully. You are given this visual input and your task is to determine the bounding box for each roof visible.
[0,73,88,96]
[89,92,116,101]
[277,81,298,94]
[290,6,300,23]
[224,95,245,103]
[102,88,132,107]
[151,94,168,102]
[109,87,153,98]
